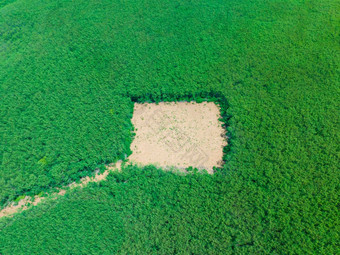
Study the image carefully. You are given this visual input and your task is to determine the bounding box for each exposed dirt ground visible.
[129,101,227,173]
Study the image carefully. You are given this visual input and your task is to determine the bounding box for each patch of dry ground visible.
[129,101,227,173]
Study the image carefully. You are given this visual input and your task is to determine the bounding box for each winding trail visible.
[0,162,122,218]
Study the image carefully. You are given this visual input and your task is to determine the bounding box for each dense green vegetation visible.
[0,164,338,254]
[0,0,339,254]
[0,165,256,254]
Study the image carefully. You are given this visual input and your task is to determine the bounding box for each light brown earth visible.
[129,101,227,173]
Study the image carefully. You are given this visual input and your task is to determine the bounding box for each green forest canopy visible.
[0,0,339,254]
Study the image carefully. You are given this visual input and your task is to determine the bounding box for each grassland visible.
[0,0,339,254]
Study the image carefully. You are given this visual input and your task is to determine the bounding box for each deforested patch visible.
[129,102,227,173]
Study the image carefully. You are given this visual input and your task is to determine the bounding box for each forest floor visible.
[129,101,227,173]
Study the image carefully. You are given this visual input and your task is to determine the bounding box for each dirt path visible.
[0,162,122,218]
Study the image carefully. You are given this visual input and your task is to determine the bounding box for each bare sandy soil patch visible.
[129,101,227,173]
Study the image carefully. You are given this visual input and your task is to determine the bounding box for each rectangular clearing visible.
[129,101,227,173]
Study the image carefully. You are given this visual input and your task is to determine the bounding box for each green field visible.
[0,0,339,254]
